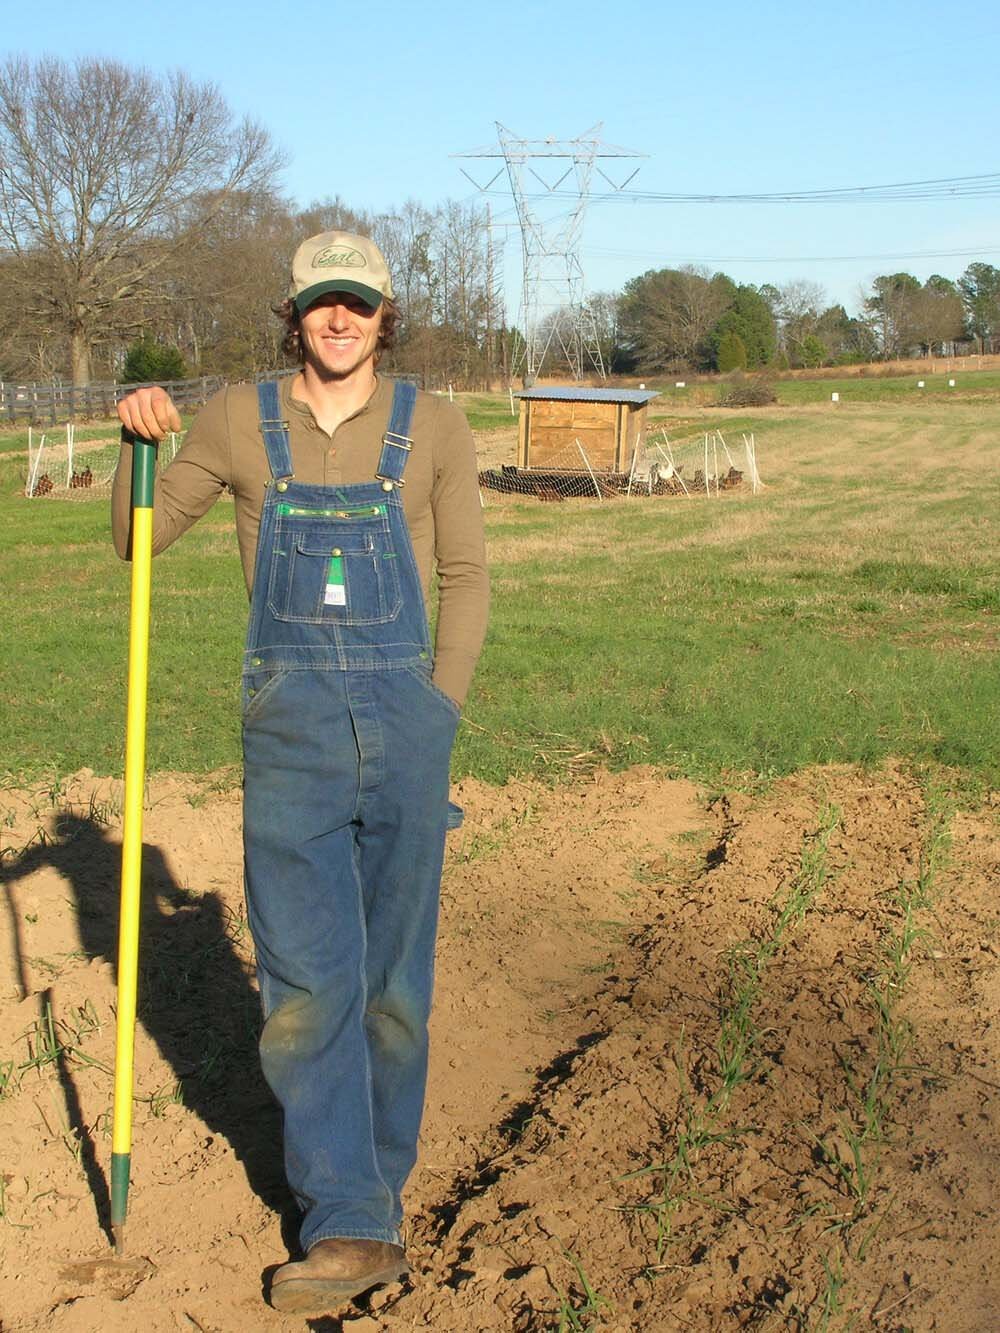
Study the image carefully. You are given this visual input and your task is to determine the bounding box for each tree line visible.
[608,263,1000,376]
[0,56,507,389]
[2,55,998,390]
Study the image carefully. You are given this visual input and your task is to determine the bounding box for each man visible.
[113,231,489,1315]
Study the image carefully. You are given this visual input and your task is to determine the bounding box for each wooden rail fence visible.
[0,371,302,425]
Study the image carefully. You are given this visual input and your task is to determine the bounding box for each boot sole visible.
[269,1261,409,1315]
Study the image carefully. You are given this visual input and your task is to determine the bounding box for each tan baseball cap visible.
[289,230,394,312]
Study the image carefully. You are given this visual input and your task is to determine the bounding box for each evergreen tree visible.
[958,262,1000,351]
[815,305,877,363]
[800,334,826,368]
[717,330,747,371]
[708,285,776,369]
[122,336,188,383]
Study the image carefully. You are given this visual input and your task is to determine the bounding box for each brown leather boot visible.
[269,1237,408,1315]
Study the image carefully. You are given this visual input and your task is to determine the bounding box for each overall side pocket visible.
[241,668,290,724]
[402,664,461,721]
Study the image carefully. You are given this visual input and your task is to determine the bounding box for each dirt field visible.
[1,761,998,1332]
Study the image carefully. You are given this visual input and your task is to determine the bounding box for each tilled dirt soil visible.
[1,764,998,1331]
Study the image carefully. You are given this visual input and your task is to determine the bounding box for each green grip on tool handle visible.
[111,1152,130,1229]
[130,435,158,510]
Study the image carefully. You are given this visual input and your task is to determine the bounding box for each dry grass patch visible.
[652,506,777,553]
[473,427,518,471]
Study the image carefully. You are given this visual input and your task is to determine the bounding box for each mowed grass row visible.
[0,396,997,788]
[648,366,1000,410]
[457,372,1000,426]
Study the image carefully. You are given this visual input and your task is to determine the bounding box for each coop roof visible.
[514,387,660,404]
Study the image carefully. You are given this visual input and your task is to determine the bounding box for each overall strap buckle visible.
[376,380,417,488]
[257,381,295,483]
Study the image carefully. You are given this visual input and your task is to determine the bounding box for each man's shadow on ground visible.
[1,810,299,1248]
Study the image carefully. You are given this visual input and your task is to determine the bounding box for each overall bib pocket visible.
[266,507,402,626]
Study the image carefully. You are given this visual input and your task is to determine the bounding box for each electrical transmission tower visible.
[455,123,644,384]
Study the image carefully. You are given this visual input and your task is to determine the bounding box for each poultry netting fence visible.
[478,428,762,503]
[23,425,183,500]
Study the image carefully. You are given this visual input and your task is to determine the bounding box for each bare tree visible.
[585,292,625,373]
[619,266,730,369]
[0,55,281,384]
[170,191,296,376]
[376,201,435,323]
[376,200,489,389]
[437,200,488,385]
[776,279,825,362]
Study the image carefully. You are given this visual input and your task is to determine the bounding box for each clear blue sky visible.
[6,0,999,320]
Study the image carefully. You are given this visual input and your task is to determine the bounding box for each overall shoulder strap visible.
[375,380,418,487]
[256,381,294,482]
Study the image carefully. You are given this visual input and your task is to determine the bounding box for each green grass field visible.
[458,392,520,431]
[0,385,997,792]
[649,367,1000,410]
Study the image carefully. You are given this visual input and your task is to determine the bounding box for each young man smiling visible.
[298,291,384,398]
[113,231,489,1314]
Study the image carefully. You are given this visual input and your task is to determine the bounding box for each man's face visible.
[298,291,383,381]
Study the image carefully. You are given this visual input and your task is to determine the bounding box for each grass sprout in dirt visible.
[625,806,842,1262]
[802,778,958,1328]
[554,1248,614,1331]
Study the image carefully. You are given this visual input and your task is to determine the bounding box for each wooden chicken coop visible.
[515,386,660,473]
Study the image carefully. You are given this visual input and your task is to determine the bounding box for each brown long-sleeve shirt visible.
[111,375,489,704]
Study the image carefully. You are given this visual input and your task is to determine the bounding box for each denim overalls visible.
[241,380,460,1250]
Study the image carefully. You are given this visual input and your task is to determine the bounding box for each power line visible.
[481,169,1000,206]
[584,243,1000,265]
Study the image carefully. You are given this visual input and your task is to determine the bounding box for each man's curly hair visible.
[274,295,401,364]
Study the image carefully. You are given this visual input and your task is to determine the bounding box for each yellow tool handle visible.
[111,436,157,1252]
